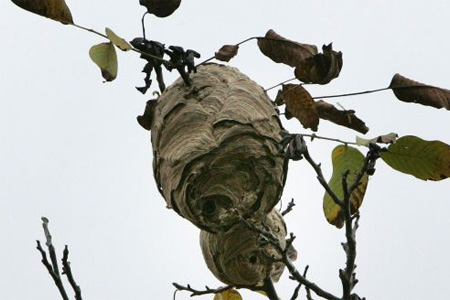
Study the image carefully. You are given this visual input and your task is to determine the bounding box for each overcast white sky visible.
[1,1,450,299]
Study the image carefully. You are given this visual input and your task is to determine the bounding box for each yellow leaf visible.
[323,145,368,228]
[12,0,73,24]
[105,28,132,51]
[89,42,118,82]
[213,289,243,300]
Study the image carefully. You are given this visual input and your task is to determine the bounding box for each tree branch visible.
[37,218,69,300]
[172,282,268,298]
[37,217,82,300]
[281,198,296,216]
[302,145,344,208]
[239,218,340,300]
[290,265,309,300]
[339,144,381,299]
[62,246,82,300]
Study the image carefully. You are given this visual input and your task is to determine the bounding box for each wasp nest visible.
[151,64,287,231]
[200,209,296,286]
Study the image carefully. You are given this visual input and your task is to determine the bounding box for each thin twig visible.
[312,87,390,100]
[239,218,340,300]
[312,84,436,100]
[262,278,280,300]
[306,285,314,300]
[339,171,358,299]
[71,23,167,62]
[290,265,309,300]
[37,218,69,300]
[339,145,381,299]
[71,23,108,39]
[42,217,62,279]
[302,146,344,207]
[141,12,148,40]
[172,283,234,296]
[172,282,268,297]
[281,198,296,216]
[62,246,82,300]
[197,36,260,66]
[303,133,358,146]
[265,77,297,92]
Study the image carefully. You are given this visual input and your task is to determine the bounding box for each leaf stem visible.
[312,87,390,100]
[303,133,358,146]
[197,36,261,66]
[265,77,298,92]
[70,23,167,62]
[71,23,108,39]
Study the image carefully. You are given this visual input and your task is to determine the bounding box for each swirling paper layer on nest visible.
[152,64,288,231]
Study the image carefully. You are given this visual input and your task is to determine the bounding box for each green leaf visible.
[324,145,368,228]
[381,135,450,181]
[213,289,243,300]
[89,42,118,82]
[11,0,73,24]
[105,28,132,51]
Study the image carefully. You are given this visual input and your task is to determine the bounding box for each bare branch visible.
[62,246,82,300]
[281,198,296,216]
[301,143,343,208]
[37,217,69,300]
[172,282,269,297]
[239,217,340,300]
[290,265,309,300]
[339,144,381,299]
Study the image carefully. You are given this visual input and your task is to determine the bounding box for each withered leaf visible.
[356,133,398,147]
[12,0,73,24]
[282,84,319,131]
[137,99,157,131]
[389,73,450,110]
[215,45,239,62]
[294,43,343,85]
[139,0,181,17]
[257,29,318,67]
[315,100,369,134]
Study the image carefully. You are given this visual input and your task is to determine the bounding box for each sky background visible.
[1,1,450,299]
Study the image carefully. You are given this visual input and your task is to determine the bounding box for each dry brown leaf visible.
[215,45,239,62]
[315,100,369,134]
[139,0,181,17]
[137,99,158,131]
[294,43,343,84]
[390,73,450,110]
[282,84,319,131]
[257,29,318,67]
[12,0,73,24]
